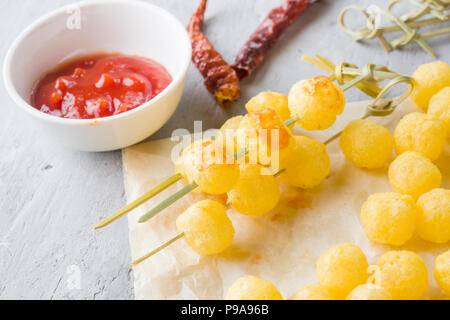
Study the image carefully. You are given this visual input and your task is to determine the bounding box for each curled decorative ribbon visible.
[339,0,450,58]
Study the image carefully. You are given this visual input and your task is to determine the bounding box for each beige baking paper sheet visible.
[122,99,450,300]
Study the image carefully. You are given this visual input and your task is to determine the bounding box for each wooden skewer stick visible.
[138,182,199,223]
[130,233,185,268]
[94,173,182,230]
[284,117,298,127]
[234,147,250,160]
[274,168,286,177]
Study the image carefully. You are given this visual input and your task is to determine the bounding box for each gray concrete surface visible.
[0,0,448,300]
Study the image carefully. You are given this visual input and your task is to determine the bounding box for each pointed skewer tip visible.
[93,222,104,231]
[137,217,147,224]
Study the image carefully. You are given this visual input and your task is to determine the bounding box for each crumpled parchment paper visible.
[122,99,449,300]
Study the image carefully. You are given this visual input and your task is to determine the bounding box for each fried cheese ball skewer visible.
[139,106,296,224]
[110,104,301,227]
[140,110,294,223]
[132,168,283,268]
[175,139,240,195]
[97,58,414,230]
[139,106,298,224]
[138,139,240,223]
[130,200,234,268]
[225,276,283,300]
[288,75,346,130]
[97,74,374,229]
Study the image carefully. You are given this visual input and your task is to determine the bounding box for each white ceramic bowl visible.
[4,0,191,152]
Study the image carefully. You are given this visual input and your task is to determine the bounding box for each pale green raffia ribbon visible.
[339,0,450,58]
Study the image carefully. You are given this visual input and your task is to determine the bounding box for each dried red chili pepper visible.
[232,0,321,80]
[188,0,240,108]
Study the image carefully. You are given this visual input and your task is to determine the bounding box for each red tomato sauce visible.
[31,53,172,119]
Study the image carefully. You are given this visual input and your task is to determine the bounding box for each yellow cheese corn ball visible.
[176,200,234,255]
[175,139,240,195]
[416,188,450,244]
[428,87,450,138]
[393,112,446,161]
[340,119,393,169]
[227,164,280,216]
[360,192,417,246]
[246,91,291,123]
[288,76,345,130]
[235,108,293,166]
[291,284,335,300]
[410,61,450,111]
[218,115,244,154]
[225,276,283,300]
[434,249,450,296]
[388,151,442,199]
[316,243,369,299]
[370,251,428,300]
[278,135,330,189]
[346,284,392,300]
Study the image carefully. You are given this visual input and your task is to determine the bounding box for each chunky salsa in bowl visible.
[4,0,191,151]
[31,53,173,120]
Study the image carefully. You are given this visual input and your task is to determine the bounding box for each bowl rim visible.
[3,0,192,126]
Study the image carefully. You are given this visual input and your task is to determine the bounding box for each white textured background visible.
[0,0,449,299]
